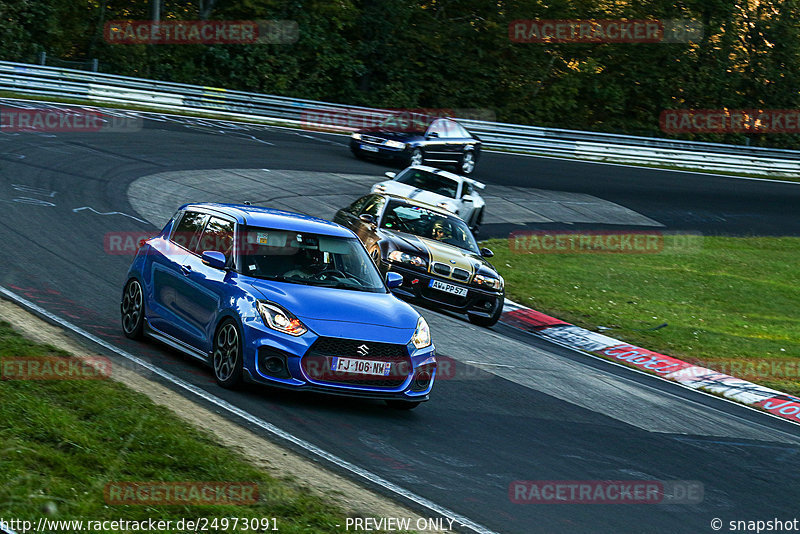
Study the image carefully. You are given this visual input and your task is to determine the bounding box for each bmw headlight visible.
[412,317,432,349]
[351,132,362,140]
[257,301,307,336]
[474,274,504,291]
[384,140,406,149]
[388,250,427,268]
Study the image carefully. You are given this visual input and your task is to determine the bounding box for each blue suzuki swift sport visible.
[121,203,436,409]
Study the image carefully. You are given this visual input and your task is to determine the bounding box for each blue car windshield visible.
[238,227,386,293]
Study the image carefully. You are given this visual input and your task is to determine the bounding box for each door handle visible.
[180,264,192,276]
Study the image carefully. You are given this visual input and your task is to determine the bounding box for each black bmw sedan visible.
[350,117,482,174]
[334,193,504,326]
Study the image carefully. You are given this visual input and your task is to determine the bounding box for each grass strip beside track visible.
[485,235,800,395]
[0,321,413,533]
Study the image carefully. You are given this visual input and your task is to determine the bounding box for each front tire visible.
[468,300,504,327]
[121,279,145,340]
[213,319,244,389]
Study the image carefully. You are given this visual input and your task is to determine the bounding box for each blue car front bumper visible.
[239,314,436,401]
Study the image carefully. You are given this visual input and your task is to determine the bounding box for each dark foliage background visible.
[2,0,799,148]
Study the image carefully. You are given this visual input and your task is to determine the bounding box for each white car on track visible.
[370,165,487,233]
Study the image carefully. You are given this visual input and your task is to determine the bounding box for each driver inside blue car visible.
[284,248,328,278]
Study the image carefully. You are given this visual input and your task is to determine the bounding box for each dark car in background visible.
[350,117,482,174]
[334,193,504,326]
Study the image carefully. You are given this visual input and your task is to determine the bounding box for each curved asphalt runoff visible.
[1,101,800,534]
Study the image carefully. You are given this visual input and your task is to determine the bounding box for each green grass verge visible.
[0,321,410,533]
[485,235,800,395]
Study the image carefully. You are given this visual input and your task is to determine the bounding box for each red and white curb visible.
[499,299,800,425]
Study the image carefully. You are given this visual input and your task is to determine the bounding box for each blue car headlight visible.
[412,317,432,349]
[257,300,308,337]
[384,140,406,149]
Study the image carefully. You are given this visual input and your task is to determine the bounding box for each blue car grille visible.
[302,337,411,388]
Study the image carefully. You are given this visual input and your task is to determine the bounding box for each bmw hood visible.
[385,231,499,277]
[244,279,419,330]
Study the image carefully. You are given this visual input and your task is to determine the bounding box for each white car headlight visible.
[257,301,307,336]
[388,250,427,268]
[384,140,406,149]
[412,316,432,349]
[474,274,504,291]
[351,132,362,140]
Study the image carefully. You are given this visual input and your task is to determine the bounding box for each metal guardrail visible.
[1,60,799,176]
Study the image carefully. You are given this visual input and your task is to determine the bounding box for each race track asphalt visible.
[1,102,799,534]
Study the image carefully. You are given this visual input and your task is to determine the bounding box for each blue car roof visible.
[179,203,354,238]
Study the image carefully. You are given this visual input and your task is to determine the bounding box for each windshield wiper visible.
[254,274,287,281]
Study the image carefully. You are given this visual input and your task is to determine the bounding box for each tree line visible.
[2,0,799,148]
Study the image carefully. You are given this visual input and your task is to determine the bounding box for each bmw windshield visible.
[238,227,386,293]
[380,202,481,254]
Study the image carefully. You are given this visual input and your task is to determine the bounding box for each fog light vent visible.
[258,348,291,379]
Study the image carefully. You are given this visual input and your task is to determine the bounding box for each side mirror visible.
[202,250,227,269]
[480,248,494,258]
[426,131,439,139]
[359,213,376,225]
[386,272,403,289]
[384,171,397,179]
[462,194,474,202]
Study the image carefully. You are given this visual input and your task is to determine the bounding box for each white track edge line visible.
[0,285,499,534]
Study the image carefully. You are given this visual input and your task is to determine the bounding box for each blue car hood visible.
[244,279,419,340]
